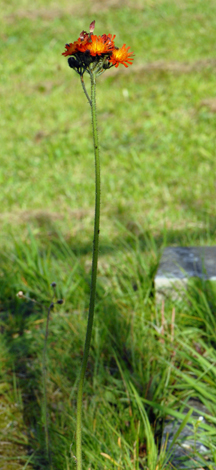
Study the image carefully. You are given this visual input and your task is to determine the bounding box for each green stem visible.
[76,71,100,470]
[80,74,92,106]
[42,303,53,469]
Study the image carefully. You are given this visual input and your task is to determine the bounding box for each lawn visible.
[0,0,216,468]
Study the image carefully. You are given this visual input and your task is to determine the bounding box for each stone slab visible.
[155,246,216,303]
[162,399,214,469]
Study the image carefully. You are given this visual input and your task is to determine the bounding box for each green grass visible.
[1,0,216,468]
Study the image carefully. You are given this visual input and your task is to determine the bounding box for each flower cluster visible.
[62,21,134,76]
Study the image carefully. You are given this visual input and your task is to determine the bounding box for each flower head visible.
[62,22,134,76]
[109,44,134,68]
[62,42,78,56]
[86,34,115,56]
[62,37,90,56]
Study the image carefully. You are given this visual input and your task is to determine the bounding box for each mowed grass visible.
[1,0,216,468]
[1,0,216,241]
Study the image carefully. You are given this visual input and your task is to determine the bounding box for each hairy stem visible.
[42,303,53,469]
[80,74,92,106]
[76,71,100,470]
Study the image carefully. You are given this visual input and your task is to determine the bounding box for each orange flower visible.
[62,41,79,56]
[62,22,134,75]
[86,34,115,56]
[62,37,90,56]
[76,37,91,52]
[109,44,134,68]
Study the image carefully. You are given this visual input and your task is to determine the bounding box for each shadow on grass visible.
[9,205,216,258]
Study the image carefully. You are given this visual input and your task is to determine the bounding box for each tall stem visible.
[76,71,100,470]
[42,303,53,469]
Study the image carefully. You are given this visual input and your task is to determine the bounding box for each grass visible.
[1,0,216,468]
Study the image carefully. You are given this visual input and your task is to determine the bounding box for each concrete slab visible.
[155,246,216,303]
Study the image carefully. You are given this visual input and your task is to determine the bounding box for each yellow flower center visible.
[87,39,107,55]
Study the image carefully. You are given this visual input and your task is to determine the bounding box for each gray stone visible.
[155,246,216,303]
[162,399,214,469]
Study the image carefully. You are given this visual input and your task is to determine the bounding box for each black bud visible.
[51,282,57,288]
[68,57,79,69]
[57,299,64,305]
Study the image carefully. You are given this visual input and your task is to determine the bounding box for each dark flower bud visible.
[51,282,57,288]
[68,57,80,69]
[57,299,64,305]
[79,30,88,40]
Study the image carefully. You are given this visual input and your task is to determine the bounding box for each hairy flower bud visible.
[89,20,95,33]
